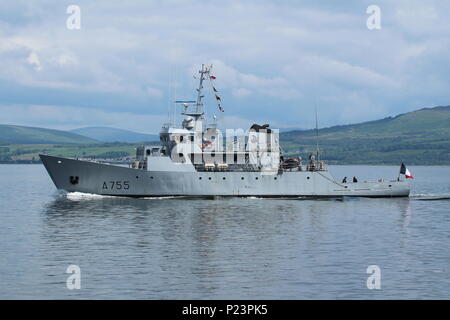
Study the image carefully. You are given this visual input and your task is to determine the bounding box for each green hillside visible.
[0,143,139,162]
[1,106,450,164]
[0,124,98,144]
[281,106,450,165]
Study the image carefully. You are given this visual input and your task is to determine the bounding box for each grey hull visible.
[39,154,410,198]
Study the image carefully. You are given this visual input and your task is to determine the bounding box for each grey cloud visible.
[0,0,449,130]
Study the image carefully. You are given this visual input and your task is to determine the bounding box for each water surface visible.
[0,164,449,299]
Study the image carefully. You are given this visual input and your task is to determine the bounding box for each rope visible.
[316,170,348,189]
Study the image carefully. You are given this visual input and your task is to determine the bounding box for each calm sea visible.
[0,164,449,299]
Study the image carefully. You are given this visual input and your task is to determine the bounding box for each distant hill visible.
[70,127,158,143]
[278,126,304,133]
[2,106,450,164]
[281,106,450,165]
[0,124,98,144]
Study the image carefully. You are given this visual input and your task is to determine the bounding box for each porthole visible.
[307,177,310,180]
[208,177,212,180]
[223,177,226,180]
[241,177,244,180]
[199,177,202,180]
[255,177,259,180]
[274,177,277,180]
[150,176,154,179]
[136,176,139,179]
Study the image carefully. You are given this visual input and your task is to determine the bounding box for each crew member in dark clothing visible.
[353,176,358,183]
[342,177,347,183]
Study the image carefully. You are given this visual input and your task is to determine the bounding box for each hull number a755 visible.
[102,181,130,190]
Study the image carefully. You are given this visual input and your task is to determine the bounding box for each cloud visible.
[232,88,252,98]
[0,0,450,130]
[27,51,41,71]
[200,60,301,100]
[0,104,166,133]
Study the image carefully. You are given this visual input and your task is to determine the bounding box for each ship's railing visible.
[194,163,262,172]
[192,163,330,173]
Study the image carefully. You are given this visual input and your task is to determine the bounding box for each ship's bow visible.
[40,154,85,192]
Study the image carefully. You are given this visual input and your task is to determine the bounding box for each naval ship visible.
[40,65,410,198]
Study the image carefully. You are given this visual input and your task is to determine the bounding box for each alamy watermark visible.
[65,5,380,31]
[66,264,81,290]
[366,265,381,289]
[366,5,381,30]
[66,5,81,30]
[168,127,281,175]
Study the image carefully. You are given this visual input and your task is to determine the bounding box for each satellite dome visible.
[182,116,194,129]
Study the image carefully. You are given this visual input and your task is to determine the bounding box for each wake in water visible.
[65,192,191,201]
[61,192,450,201]
[410,193,450,201]
[65,192,115,200]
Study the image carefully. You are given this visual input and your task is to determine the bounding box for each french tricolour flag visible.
[400,163,414,179]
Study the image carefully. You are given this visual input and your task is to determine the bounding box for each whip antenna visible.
[315,104,320,160]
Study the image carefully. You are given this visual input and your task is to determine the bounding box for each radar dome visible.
[182,116,194,129]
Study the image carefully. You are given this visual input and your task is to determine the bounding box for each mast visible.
[195,64,209,117]
[174,64,216,130]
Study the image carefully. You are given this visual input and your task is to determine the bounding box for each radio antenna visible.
[315,104,320,161]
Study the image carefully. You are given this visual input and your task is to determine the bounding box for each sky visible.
[1,0,450,133]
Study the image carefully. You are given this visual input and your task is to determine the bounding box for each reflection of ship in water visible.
[40,65,409,198]
[40,194,415,297]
